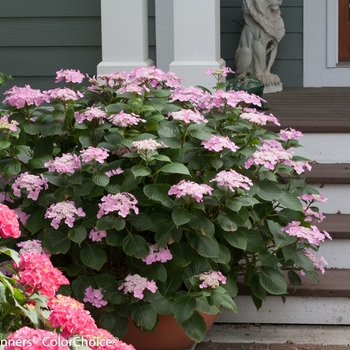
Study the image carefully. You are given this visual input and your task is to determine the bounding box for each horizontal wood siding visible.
[0,0,102,95]
[220,0,303,87]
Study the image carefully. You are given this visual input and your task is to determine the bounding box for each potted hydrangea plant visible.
[0,66,330,350]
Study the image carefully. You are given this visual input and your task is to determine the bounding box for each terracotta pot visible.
[122,312,218,350]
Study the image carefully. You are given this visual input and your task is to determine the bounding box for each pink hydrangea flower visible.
[105,167,124,177]
[97,192,139,218]
[132,139,167,152]
[4,327,69,350]
[168,180,213,202]
[74,106,107,125]
[298,193,328,203]
[210,169,253,192]
[89,227,107,242]
[245,139,293,171]
[3,85,49,108]
[55,68,85,84]
[279,127,303,141]
[170,86,208,104]
[45,200,86,229]
[80,146,109,164]
[281,221,332,246]
[48,294,98,338]
[16,253,69,298]
[168,109,208,124]
[108,111,146,127]
[118,274,158,299]
[0,114,19,132]
[118,83,146,95]
[201,135,238,152]
[0,203,21,238]
[197,270,227,289]
[45,153,81,174]
[207,67,234,77]
[12,172,48,200]
[13,207,30,226]
[44,87,84,101]
[83,286,108,308]
[17,239,48,256]
[302,250,328,274]
[240,109,280,126]
[142,244,173,265]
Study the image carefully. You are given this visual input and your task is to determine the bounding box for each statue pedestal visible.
[263,82,283,94]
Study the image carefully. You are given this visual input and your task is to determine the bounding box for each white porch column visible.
[155,0,174,72]
[97,0,154,75]
[169,0,225,88]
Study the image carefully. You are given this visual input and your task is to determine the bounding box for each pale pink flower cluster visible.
[210,169,253,193]
[3,85,49,108]
[12,172,48,200]
[44,87,84,101]
[240,109,280,126]
[74,106,107,125]
[89,227,107,242]
[202,135,238,152]
[108,111,146,127]
[170,86,208,104]
[299,193,328,203]
[304,207,325,223]
[97,192,139,218]
[168,109,208,124]
[118,83,145,95]
[0,203,21,238]
[168,180,213,202]
[118,274,158,299]
[132,138,166,152]
[0,114,19,132]
[142,244,173,265]
[281,221,332,246]
[13,207,30,225]
[84,286,108,308]
[45,153,81,174]
[5,327,69,350]
[302,250,328,274]
[197,270,227,289]
[55,68,85,84]
[80,146,109,163]
[45,200,86,229]
[207,67,234,77]
[245,139,293,171]
[17,239,48,256]
[279,127,303,141]
[210,90,263,110]
[105,167,124,177]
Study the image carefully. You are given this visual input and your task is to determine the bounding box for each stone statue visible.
[235,0,285,93]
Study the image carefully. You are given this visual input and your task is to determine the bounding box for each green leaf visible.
[123,233,149,258]
[96,215,115,231]
[220,293,238,312]
[267,220,297,248]
[172,208,192,227]
[92,173,110,187]
[222,229,247,250]
[28,155,52,169]
[151,298,173,315]
[257,180,282,201]
[187,234,219,258]
[25,209,46,234]
[288,270,302,291]
[44,231,71,254]
[173,295,196,323]
[182,311,207,342]
[245,229,265,252]
[131,165,152,177]
[80,246,107,270]
[143,183,171,202]
[131,303,157,331]
[69,225,87,244]
[225,198,242,212]
[99,313,116,332]
[129,213,154,231]
[278,192,303,211]
[217,212,238,232]
[2,159,21,177]
[189,213,215,237]
[259,267,287,295]
[0,140,11,150]
[158,163,190,175]
[258,249,279,268]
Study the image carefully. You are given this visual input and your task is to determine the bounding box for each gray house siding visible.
[221,0,303,87]
[0,0,102,95]
[0,0,302,96]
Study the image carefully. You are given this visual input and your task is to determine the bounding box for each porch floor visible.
[264,87,350,133]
